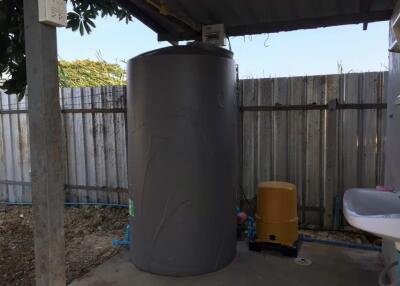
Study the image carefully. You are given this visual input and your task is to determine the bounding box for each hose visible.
[379,260,400,286]
[301,236,381,252]
[300,226,369,234]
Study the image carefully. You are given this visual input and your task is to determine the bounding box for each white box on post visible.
[38,0,67,27]
[202,24,226,46]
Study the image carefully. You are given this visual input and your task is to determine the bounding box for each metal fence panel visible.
[241,72,387,226]
[60,86,128,204]
[0,91,30,203]
[0,72,387,228]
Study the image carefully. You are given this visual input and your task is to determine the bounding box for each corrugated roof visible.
[117,0,394,41]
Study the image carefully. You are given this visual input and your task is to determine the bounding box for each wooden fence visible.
[0,71,387,227]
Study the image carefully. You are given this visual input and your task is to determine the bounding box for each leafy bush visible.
[59,58,126,87]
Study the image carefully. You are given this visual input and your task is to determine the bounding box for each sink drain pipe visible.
[379,252,400,286]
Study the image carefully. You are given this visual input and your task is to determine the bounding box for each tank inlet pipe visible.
[247,216,256,242]
[112,224,131,248]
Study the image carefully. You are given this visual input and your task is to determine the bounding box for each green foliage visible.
[67,0,133,35]
[0,0,26,100]
[58,59,126,87]
[0,0,133,97]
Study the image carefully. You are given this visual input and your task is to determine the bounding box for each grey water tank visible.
[127,43,238,276]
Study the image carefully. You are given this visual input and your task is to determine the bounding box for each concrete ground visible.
[70,241,383,286]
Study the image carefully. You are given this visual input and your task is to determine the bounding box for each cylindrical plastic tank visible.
[127,43,238,276]
[256,181,298,246]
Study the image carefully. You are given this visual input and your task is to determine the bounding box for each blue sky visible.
[57,16,389,79]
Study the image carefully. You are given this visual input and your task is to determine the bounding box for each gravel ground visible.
[300,228,381,246]
[0,205,128,285]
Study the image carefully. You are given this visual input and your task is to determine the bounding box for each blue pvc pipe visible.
[333,194,341,230]
[247,216,256,242]
[0,201,128,208]
[0,202,32,206]
[302,236,381,252]
[112,224,131,248]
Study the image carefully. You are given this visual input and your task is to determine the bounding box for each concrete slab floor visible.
[70,241,383,286]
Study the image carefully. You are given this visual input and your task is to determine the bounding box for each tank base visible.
[130,252,236,277]
[248,239,301,257]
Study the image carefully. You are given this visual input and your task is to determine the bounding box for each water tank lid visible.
[133,42,233,61]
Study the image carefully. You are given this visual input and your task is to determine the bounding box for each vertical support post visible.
[324,98,338,229]
[236,64,244,209]
[23,0,66,285]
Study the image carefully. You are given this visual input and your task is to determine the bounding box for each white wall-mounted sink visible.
[343,188,400,248]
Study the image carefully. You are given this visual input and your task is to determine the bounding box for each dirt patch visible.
[0,205,128,286]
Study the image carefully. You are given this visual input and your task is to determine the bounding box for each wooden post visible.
[23,0,66,285]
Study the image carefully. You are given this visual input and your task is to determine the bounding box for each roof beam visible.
[118,0,198,37]
[158,10,392,41]
[117,0,169,34]
[227,10,392,36]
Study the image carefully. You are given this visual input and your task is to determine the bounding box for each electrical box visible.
[202,24,226,46]
[38,0,67,27]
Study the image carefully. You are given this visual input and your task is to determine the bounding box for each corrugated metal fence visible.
[61,86,129,204]
[0,71,387,227]
[0,86,129,205]
[0,93,30,203]
[241,72,387,227]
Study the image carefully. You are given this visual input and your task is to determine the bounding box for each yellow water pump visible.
[249,181,299,256]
